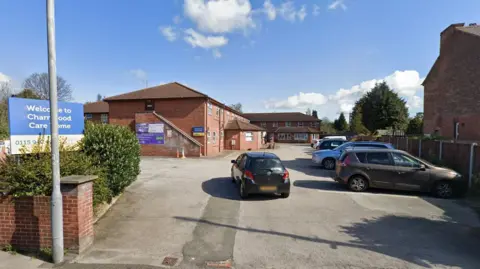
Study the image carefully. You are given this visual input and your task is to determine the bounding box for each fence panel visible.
[441,142,471,175]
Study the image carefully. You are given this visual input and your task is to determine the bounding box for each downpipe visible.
[469,143,477,189]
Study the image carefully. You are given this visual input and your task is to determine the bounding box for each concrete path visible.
[61,144,480,269]
[0,250,48,269]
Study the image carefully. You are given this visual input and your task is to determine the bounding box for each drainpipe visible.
[439,141,443,160]
[469,143,477,189]
[418,139,422,158]
[405,137,409,152]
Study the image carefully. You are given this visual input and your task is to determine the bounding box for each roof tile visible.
[244,112,320,122]
[84,101,109,113]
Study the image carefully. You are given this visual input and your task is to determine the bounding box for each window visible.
[245,132,253,141]
[227,111,230,120]
[366,152,392,166]
[278,133,291,140]
[208,103,212,115]
[272,122,278,127]
[145,100,154,111]
[207,131,211,143]
[221,130,224,138]
[252,158,284,172]
[392,153,421,168]
[215,107,220,118]
[298,122,303,127]
[85,114,92,120]
[260,122,267,128]
[285,121,291,127]
[213,131,217,143]
[354,143,388,148]
[330,141,343,148]
[294,133,308,141]
[100,113,108,124]
[310,122,315,127]
[355,152,367,163]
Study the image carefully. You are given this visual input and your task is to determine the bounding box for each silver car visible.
[311,141,395,170]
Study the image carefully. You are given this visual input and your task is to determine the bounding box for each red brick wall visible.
[135,113,201,157]
[238,131,262,151]
[424,28,480,141]
[0,181,93,253]
[225,131,240,151]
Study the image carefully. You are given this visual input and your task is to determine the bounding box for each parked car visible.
[312,136,347,148]
[231,152,290,199]
[334,148,467,198]
[312,141,394,170]
[316,139,347,150]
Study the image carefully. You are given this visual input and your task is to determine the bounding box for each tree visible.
[13,89,41,99]
[360,82,408,132]
[334,112,348,132]
[312,110,318,119]
[229,103,243,113]
[305,108,312,116]
[320,117,337,134]
[0,82,12,139]
[96,94,103,102]
[23,72,73,101]
[406,112,424,135]
[349,98,369,134]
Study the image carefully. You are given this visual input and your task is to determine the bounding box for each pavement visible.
[0,250,48,269]
[5,144,480,269]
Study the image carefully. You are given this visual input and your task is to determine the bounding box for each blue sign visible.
[192,127,204,133]
[8,97,84,136]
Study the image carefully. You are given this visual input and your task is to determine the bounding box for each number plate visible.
[259,186,277,191]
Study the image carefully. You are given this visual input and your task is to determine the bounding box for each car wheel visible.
[322,158,336,170]
[433,181,454,199]
[281,192,290,198]
[240,180,248,199]
[348,176,368,192]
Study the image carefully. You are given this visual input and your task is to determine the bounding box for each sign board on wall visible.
[8,97,84,154]
[136,123,165,145]
[192,126,205,137]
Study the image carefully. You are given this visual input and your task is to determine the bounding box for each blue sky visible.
[1,0,479,120]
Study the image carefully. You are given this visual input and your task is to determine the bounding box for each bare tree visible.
[96,94,103,102]
[0,82,12,101]
[23,73,73,101]
[229,103,243,113]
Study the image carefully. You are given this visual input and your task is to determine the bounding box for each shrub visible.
[0,138,112,207]
[82,122,140,196]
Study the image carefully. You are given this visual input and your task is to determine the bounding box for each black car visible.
[231,152,290,199]
[335,148,467,198]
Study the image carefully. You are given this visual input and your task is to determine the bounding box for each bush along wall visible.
[81,122,141,196]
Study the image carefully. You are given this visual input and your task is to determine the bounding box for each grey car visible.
[335,148,467,198]
[311,141,394,170]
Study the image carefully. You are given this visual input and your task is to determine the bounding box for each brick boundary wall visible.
[0,176,95,254]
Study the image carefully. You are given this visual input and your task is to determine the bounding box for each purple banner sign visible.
[137,133,165,145]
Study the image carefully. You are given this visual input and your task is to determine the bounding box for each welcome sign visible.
[8,97,84,154]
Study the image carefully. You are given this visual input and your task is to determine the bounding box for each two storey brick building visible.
[423,23,480,141]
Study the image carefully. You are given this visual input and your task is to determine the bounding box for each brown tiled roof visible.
[457,24,480,37]
[104,82,206,101]
[243,112,321,122]
[274,127,321,133]
[84,101,109,113]
[224,119,265,131]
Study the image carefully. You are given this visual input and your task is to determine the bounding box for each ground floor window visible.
[101,113,108,124]
[294,133,308,141]
[85,113,92,120]
[245,132,253,141]
[213,131,217,143]
[277,133,292,140]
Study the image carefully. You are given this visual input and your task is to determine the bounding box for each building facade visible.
[244,112,322,143]
[423,23,480,141]
[103,82,251,157]
[84,101,109,124]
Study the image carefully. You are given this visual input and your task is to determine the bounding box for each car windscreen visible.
[251,158,284,173]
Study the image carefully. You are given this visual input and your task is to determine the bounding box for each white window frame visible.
[294,133,308,141]
[260,122,267,128]
[285,121,291,127]
[208,103,212,115]
[272,122,278,127]
[298,122,303,127]
[207,131,211,143]
[245,132,253,142]
[85,113,93,120]
[310,122,315,127]
[100,113,108,124]
[213,131,217,143]
[215,107,220,118]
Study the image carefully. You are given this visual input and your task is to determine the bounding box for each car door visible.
[391,152,430,191]
[364,152,397,189]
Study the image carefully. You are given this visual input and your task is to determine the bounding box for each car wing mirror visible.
[416,164,426,171]
[231,160,237,164]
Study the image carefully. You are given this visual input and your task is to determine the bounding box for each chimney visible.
[440,23,465,54]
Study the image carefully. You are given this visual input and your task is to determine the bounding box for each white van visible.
[313,136,347,148]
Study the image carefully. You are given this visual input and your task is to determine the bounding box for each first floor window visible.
[85,113,93,120]
[245,132,253,141]
[207,131,211,143]
[145,99,155,111]
[298,122,303,127]
[310,122,315,127]
[208,103,212,115]
[213,131,217,143]
[260,122,267,128]
[272,122,278,127]
[100,113,108,124]
[285,121,291,127]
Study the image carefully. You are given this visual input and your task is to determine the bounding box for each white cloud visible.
[264,70,425,118]
[276,1,307,22]
[298,5,307,21]
[173,15,182,24]
[312,4,321,16]
[0,72,11,83]
[328,0,347,10]
[183,0,255,34]
[159,26,177,42]
[263,0,276,20]
[130,69,148,82]
[184,28,229,49]
[212,49,222,59]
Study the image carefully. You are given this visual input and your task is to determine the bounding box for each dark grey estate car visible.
[335,148,467,198]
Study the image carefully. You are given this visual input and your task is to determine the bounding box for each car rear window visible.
[355,152,367,163]
[251,158,284,172]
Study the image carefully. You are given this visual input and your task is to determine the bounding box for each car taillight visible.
[244,170,255,182]
[283,169,290,183]
[341,155,351,167]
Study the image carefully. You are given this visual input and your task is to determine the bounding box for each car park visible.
[231,152,290,199]
[334,148,467,198]
[312,141,394,170]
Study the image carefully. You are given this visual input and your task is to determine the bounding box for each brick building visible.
[84,101,109,124]
[243,112,322,143]
[103,82,252,157]
[224,119,264,151]
[423,23,480,141]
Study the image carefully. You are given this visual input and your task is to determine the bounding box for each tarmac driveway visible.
[64,144,480,269]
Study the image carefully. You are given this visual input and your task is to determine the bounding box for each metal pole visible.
[418,139,422,158]
[439,141,443,160]
[47,0,64,263]
[469,143,477,189]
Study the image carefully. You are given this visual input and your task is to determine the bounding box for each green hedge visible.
[82,122,140,196]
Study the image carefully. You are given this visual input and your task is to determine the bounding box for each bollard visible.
[176,148,180,158]
[181,147,186,159]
